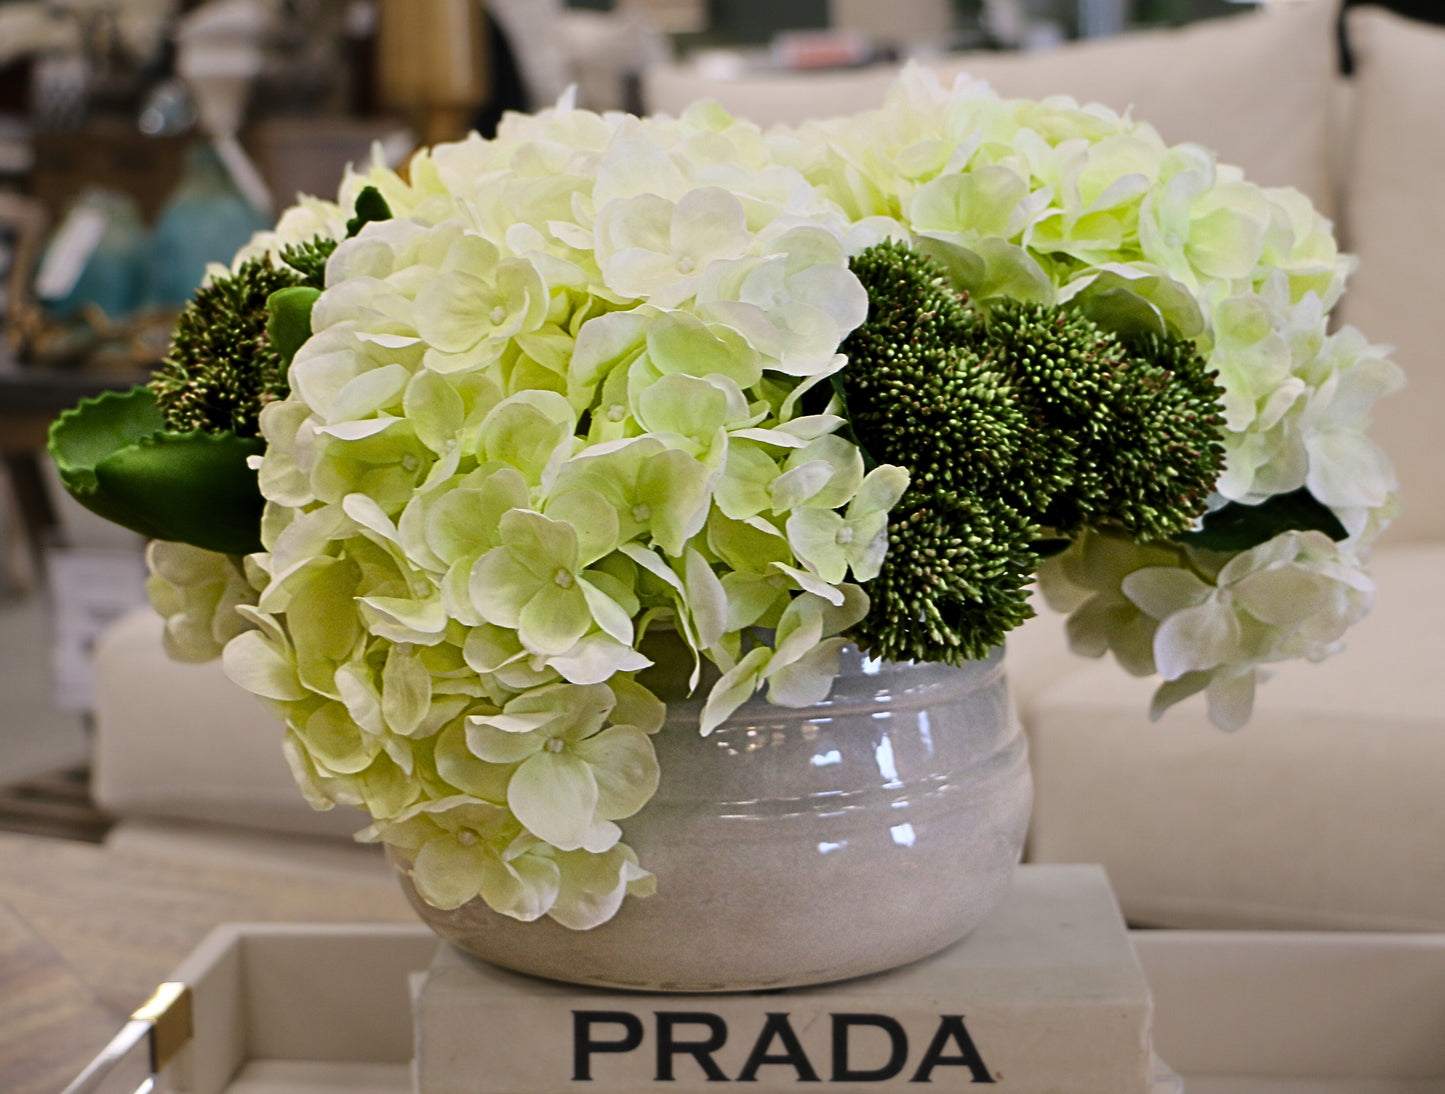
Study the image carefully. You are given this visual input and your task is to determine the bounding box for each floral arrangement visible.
[50,68,1400,930]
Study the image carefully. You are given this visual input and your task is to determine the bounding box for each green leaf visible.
[47,385,266,554]
[95,431,266,554]
[1176,488,1348,554]
[48,386,164,498]
[825,372,877,472]
[266,286,321,368]
[346,186,392,238]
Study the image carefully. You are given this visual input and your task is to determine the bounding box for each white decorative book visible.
[413,864,1165,1092]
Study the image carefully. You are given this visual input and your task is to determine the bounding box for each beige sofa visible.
[92,3,1444,930]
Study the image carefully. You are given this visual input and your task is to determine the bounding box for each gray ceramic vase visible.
[392,645,1031,992]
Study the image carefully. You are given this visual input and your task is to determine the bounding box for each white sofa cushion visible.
[1003,598,1080,715]
[1335,7,1445,543]
[1023,543,1445,931]
[92,608,366,841]
[935,3,1340,218]
[644,3,1340,216]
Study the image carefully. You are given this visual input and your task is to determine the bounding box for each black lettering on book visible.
[831,1013,909,1082]
[572,1011,644,1081]
[569,1009,993,1084]
[736,1013,820,1083]
[909,1016,994,1083]
[656,1011,729,1081]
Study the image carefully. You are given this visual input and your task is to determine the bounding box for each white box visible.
[88,922,1445,1093]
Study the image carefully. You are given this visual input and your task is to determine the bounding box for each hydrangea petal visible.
[1205,669,1257,732]
[411,834,487,910]
[1120,567,1212,621]
[1153,600,1240,681]
[222,629,307,701]
[470,549,541,628]
[550,633,652,685]
[465,719,546,764]
[574,725,660,820]
[479,851,562,922]
[509,751,599,850]
[578,577,634,646]
[700,646,770,736]
[786,508,848,584]
[435,725,513,800]
[767,637,846,708]
[517,581,591,655]
[548,846,643,930]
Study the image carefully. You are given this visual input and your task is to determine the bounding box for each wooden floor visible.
[0,765,112,843]
[0,828,413,1094]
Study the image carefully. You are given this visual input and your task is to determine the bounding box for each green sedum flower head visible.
[849,492,1038,665]
[977,300,1226,540]
[836,240,1227,664]
[840,241,1034,502]
[150,256,302,436]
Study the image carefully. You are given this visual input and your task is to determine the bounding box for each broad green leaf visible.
[1177,488,1347,553]
[266,286,321,368]
[346,185,393,238]
[48,386,266,554]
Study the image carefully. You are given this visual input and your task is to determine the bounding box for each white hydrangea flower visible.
[1042,528,1375,732]
[1125,531,1374,730]
[145,541,259,662]
[220,93,898,929]
[1212,273,1404,509]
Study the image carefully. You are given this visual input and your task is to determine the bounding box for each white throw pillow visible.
[934,3,1340,218]
[643,3,1340,216]
[1335,7,1445,543]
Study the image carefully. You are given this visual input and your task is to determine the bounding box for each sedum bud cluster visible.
[840,240,1225,665]
[981,303,1225,540]
[278,237,337,290]
[149,257,302,436]
[850,492,1037,664]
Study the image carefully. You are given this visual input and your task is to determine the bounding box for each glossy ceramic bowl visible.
[391,645,1031,992]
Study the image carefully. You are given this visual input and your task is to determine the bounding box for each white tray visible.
[106,925,1445,1094]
